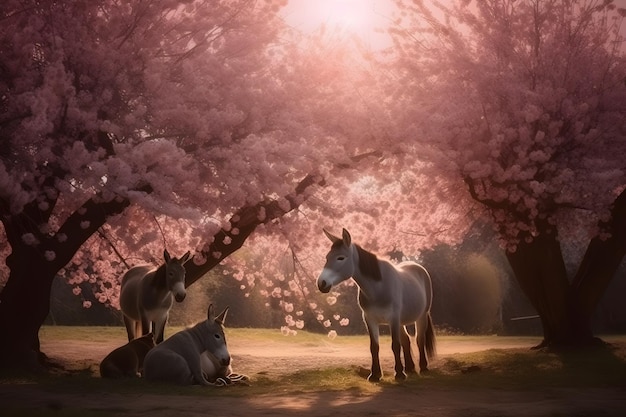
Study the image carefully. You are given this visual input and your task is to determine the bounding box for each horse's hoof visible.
[420,368,429,374]
[367,374,382,383]
[394,372,407,381]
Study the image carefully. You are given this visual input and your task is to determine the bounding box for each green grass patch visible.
[4,328,626,396]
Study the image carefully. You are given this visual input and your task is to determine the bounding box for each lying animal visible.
[143,304,246,386]
[200,349,248,385]
[100,333,155,378]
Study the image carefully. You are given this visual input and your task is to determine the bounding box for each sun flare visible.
[319,0,374,31]
[285,0,391,42]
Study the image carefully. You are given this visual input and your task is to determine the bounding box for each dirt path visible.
[2,334,626,416]
[38,332,540,378]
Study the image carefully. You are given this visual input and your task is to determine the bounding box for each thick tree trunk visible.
[0,249,57,370]
[505,226,593,348]
[0,192,132,371]
[505,190,626,349]
[573,190,626,320]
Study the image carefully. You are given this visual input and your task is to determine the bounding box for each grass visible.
[2,327,625,416]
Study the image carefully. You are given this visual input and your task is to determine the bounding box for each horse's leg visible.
[123,315,135,342]
[417,314,429,372]
[364,316,382,382]
[131,320,143,342]
[154,314,167,344]
[390,319,406,381]
[140,315,151,339]
[401,325,416,374]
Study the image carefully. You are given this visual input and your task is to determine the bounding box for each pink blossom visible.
[21,233,38,246]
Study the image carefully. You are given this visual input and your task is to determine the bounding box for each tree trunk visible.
[572,190,626,320]
[505,190,626,349]
[505,226,593,348]
[0,193,132,371]
[0,249,57,370]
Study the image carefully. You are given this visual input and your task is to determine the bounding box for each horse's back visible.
[120,265,153,318]
[121,265,153,286]
[396,262,432,320]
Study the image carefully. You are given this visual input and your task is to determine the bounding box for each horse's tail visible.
[425,312,436,358]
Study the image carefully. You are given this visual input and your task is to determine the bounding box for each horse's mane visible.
[355,245,382,281]
[153,263,167,288]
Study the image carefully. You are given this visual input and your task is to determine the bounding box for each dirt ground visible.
[2,335,626,416]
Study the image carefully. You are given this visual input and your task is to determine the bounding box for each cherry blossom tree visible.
[0,0,359,369]
[0,0,423,370]
[387,0,626,347]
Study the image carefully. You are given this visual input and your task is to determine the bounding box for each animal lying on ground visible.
[99,333,155,378]
[143,304,248,386]
[200,349,248,385]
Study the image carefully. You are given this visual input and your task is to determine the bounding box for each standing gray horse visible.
[317,228,436,382]
[120,249,191,343]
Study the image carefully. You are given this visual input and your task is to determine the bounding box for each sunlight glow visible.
[318,0,375,31]
[284,0,393,45]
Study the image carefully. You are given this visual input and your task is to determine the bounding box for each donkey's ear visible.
[164,249,171,263]
[207,303,215,321]
[323,229,341,244]
[215,306,229,325]
[180,251,191,264]
[342,228,352,247]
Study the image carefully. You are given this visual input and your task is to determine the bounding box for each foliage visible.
[2,0,626,353]
[389,0,626,247]
[382,0,626,346]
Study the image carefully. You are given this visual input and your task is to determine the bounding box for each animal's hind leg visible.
[401,325,416,374]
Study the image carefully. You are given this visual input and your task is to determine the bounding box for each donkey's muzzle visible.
[318,280,331,294]
[221,356,231,367]
[175,292,186,302]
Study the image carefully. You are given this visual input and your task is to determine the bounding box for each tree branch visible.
[184,173,324,286]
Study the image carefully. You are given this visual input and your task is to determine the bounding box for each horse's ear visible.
[164,249,171,263]
[207,303,215,321]
[215,306,229,325]
[342,228,352,247]
[323,229,341,244]
[180,251,191,264]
